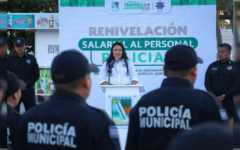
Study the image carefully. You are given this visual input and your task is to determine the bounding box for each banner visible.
[35,13,59,29]
[59,0,216,111]
[0,14,7,29]
[60,0,105,6]
[35,68,55,95]
[7,14,35,28]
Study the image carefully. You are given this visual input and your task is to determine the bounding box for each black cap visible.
[0,77,7,89]
[14,37,25,46]
[0,37,7,46]
[51,50,99,84]
[164,45,203,70]
[7,71,26,97]
[167,122,232,150]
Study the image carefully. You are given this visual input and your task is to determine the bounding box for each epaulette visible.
[88,105,113,122]
[210,60,218,65]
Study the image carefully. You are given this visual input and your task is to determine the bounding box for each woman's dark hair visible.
[106,42,129,73]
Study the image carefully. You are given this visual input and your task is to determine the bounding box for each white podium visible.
[100,85,145,150]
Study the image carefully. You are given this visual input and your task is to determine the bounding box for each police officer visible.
[126,45,226,150]
[7,37,39,112]
[0,36,7,58]
[14,50,121,150]
[0,77,7,149]
[7,71,26,149]
[205,43,234,118]
[0,36,7,80]
[233,45,240,102]
[166,122,233,150]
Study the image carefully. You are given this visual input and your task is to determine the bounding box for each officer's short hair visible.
[53,71,82,90]
[219,43,232,51]
[165,69,191,78]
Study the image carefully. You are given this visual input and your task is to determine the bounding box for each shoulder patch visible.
[109,125,119,138]
[219,109,228,120]
[210,61,218,65]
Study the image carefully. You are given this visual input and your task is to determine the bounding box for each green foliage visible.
[217,0,232,29]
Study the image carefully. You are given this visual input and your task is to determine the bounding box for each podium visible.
[100,85,145,150]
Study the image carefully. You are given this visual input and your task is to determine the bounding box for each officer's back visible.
[126,45,226,150]
[7,71,26,149]
[14,50,121,150]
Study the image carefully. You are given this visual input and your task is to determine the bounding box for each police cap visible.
[164,45,203,70]
[51,49,99,84]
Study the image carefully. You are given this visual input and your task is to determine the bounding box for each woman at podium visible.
[99,42,138,85]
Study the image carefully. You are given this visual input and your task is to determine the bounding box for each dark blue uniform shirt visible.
[14,90,121,150]
[232,61,240,95]
[126,78,224,150]
[205,60,234,97]
[7,53,39,87]
[7,105,21,149]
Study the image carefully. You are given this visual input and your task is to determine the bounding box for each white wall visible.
[35,30,59,68]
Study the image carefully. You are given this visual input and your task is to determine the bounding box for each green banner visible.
[79,38,198,51]
[60,0,215,7]
[172,0,216,5]
[60,0,105,7]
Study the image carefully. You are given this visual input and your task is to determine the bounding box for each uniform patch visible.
[220,109,228,120]
[122,64,126,68]
[109,125,119,138]
[211,68,218,71]
[26,59,31,64]
[227,66,232,70]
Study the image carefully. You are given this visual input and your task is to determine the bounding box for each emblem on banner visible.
[227,66,232,70]
[155,1,165,10]
[112,2,119,11]
[26,59,31,64]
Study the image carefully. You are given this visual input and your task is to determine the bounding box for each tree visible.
[216,0,233,47]
[7,0,59,54]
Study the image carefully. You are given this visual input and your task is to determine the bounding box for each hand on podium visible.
[131,80,137,85]
[101,81,109,85]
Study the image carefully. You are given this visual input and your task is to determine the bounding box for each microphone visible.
[108,58,118,66]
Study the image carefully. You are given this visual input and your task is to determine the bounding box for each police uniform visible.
[205,60,234,117]
[7,37,39,112]
[7,105,21,149]
[14,50,121,150]
[7,71,26,149]
[233,61,240,96]
[166,122,233,150]
[126,45,226,150]
[0,77,7,149]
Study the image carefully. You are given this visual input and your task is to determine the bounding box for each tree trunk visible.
[7,30,14,54]
[225,0,233,31]
[216,21,222,47]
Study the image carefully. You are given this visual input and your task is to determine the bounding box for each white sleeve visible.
[99,61,108,84]
[128,60,138,82]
